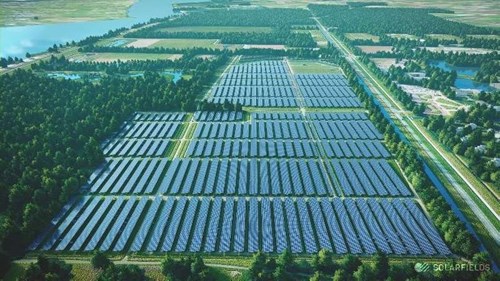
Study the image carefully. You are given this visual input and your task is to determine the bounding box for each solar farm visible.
[29,60,451,257]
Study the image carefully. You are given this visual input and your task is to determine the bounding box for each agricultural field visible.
[345,33,380,43]
[0,0,134,26]
[29,60,451,258]
[356,45,393,54]
[419,46,496,55]
[148,38,220,49]
[86,53,183,63]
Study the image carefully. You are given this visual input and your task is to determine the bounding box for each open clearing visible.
[0,0,134,26]
[357,45,393,54]
[345,33,380,42]
[288,60,343,74]
[242,44,286,50]
[126,39,162,48]
[310,30,329,46]
[419,46,495,54]
[86,53,182,63]
[158,26,274,33]
[370,58,408,72]
[399,84,466,116]
[425,34,463,42]
[387,34,420,40]
[150,38,220,49]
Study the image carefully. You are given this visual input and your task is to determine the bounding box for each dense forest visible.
[309,5,495,36]
[152,8,314,27]
[0,55,228,275]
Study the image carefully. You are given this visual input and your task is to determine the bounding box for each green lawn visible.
[288,60,343,74]
[88,53,182,62]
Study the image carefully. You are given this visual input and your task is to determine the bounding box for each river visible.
[0,0,194,58]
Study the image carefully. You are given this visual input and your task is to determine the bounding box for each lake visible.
[0,0,197,58]
[430,60,494,92]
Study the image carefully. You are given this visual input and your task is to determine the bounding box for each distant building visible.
[474,144,486,154]
[466,123,478,130]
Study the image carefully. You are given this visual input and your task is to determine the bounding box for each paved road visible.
[312,18,500,246]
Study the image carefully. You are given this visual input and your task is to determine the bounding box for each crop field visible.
[356,46,394,54]
[149,38,220,49]
[87,53,183,62]
[30,60,451,257]
[345,33,380,42]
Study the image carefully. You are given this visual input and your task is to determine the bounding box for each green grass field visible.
[87,53,183,62]
[158,26,274,33]
[288,60,343,74]
[0,0,134,26]
[150,39,220,49]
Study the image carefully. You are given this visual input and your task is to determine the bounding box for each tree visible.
[249,251,268,279]
[353,264,374,281]
[98,264,147,281]
[92,251,111,270]
[312,249,336,274]
[333,269,348,281]
[22,255,72,281]
[340,255,361,276]
[373,252,389,281]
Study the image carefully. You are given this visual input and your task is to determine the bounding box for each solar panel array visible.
[34,197,451,255]
[32,60,450,256]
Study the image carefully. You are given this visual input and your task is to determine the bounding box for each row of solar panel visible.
[212,86,295,98]
[193,111,243,122]
[300,86,357,98]
[218,78,292,87]
[332,159,412,197]
[104,138,171,157]
[114,121,180,139]
[304,98,361,108]
[185,139,389,159]
[185,139,319,158]
[89,158,331,196]
[210,97,298,107]
[88,158,169,194]
[313,120,383,140]
[33,196,450,256]
[250,112,368,121]
[132,112,185,122]
[193,121,311,140]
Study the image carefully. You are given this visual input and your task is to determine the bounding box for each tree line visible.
[325,46,481,259]
[125,30,317,48]
[21,250,496,281]
[0,55,228,276]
